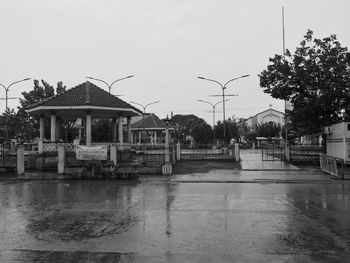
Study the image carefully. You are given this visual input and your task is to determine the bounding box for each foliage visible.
[170,114,212,143]
[191,122,213,144]
[8,80,70,141]
[255,122,281,139]
[259,30,350,135]
[214,119,239,143]
[92,119,113,142]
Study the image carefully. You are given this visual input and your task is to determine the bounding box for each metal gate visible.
[0,142,17,168]
[261,143,284,161]
[320,153,344,179]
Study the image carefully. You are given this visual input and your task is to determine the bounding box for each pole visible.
[86,75,134,94]
[197,75,249,144]
[282,6,288,145]
[0,78,31,145]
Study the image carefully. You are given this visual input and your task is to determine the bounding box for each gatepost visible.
[110,145,117,166]
[234,143,240,162]
[58,144,65,174]
[17,145,25,175]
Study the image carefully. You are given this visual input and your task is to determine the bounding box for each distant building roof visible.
[247,108,285,120]
[27,81,142,118]
[131,114,168,130]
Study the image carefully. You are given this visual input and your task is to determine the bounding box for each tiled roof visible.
[26,81,141,112]
[131,114,167,130]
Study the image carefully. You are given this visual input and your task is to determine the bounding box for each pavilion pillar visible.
[86,112,92,146]
[50,113,56,142]
[112,118,117,142]
[138,132,141,144]
[127,117,131,143]
[118,116,123,143]
[56,118,61,141]
[154,131,157,144]
[39,116,45,140]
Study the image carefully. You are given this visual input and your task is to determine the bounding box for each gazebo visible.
[27,81,142,148]
[131,113,171,144]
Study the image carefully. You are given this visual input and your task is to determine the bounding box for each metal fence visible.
[180,144,235,161]
[261,142,284,161]
[290,145,325,164]
[320,153,344,179]
[0,143,16,168]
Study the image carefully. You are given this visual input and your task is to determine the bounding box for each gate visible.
[261,142,284,161]
[0,142,17,169]
[320,153,344,179]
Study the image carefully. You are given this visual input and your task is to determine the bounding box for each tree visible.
[14,80,72,141]
[214,119,239,143]
[259,30,350,135]
[255,122,281,139]
[170,114,212,143]
[191,122,213,144]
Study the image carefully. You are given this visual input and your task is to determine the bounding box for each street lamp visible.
[197,75,249,143]
[0,78,31,144]
[129,100,160,144]
[198,99,229,143]
[86,75,135,94]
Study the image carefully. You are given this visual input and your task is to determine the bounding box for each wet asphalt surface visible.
[0,173,350,263]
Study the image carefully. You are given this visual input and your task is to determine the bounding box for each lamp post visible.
[86,75,134,94]
[0,78,31,144]
[198,99,229,143]
[197,75,249,143]
[129,100,160,144]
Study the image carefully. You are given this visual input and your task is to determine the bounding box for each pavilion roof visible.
[131,114,168,130]
[26,81,142,118]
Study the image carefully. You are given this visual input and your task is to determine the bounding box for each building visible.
[246,108,285,130]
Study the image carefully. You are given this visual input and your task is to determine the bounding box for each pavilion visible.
[131,113,172,144]
[26,81,142,147]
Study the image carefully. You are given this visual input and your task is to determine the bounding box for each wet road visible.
[0,179,350,262]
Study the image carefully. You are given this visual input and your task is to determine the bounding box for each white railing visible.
[320,153,344,179]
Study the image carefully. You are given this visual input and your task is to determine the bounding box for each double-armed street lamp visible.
[86,75,135,94]
[197,75,249,143]
[198,99,229,143]
[0,78,31,143]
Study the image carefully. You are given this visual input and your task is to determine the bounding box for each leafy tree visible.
[14,80,72,141]
[259,30,350,135]
[255,122,281,139]
[214,119,239,143]
[170,114,212,143]
[191,122,213,144]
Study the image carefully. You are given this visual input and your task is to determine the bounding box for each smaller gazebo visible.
[131,114,171,144]
[26,81,142,147]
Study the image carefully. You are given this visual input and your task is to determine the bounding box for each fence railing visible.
[290,145,325,164]
[320,153,344,179]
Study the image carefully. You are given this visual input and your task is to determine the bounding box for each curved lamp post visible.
[0,78,31,143]
[86,75,134,94]
[198,99,229,143]
[197,75,249,143]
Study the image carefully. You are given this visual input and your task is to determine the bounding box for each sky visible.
[1,0,350,125]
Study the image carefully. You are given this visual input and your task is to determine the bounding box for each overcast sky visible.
[1,0,349,124]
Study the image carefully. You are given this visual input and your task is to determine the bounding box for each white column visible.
[58,144,65,174]
[50,113,56,142]
[118,116,123,143]
[138,132,141,144]
[17,145,25,175]
[40,116,45,140]
[110,145,117,165]
[86,113,92,146]
[154,132,157,144]
[130,131,134,144]
[234,143,240,162]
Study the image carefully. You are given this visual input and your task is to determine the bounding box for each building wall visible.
[246,109,284,129]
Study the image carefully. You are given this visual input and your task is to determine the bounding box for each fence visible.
[260,142,284,161]
[180,144,235,161]
[320,153,344,179]
[290,145,325,164]
[0,143,16,168]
